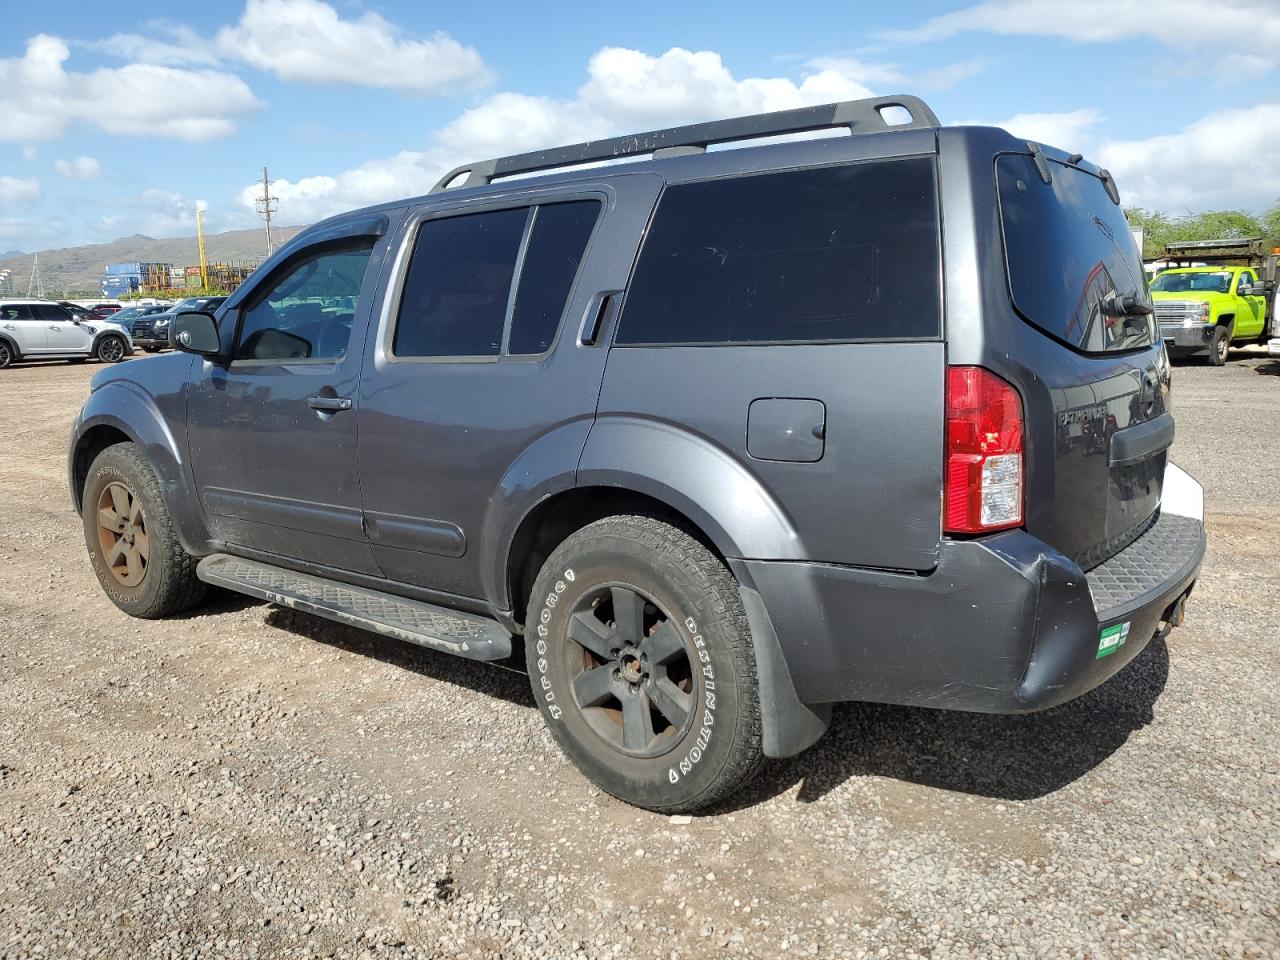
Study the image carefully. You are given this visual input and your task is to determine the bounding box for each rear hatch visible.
[994,151,1170,568]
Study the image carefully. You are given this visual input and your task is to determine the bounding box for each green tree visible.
[1125,206,1271,258]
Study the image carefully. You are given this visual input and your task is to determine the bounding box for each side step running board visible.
[196,554,513,661]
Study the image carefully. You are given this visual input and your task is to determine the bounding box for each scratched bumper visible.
[730,470,1204,714]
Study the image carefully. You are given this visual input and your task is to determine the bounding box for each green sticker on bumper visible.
[1097,622,1131,659]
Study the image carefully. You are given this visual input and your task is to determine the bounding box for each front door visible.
[37,303,94,353]
[187,220,399,574]
[357,177,662,601]
[1237,270,1266,338]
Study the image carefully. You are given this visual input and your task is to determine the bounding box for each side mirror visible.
[171,311,222,357]
[1244,283,1267,297]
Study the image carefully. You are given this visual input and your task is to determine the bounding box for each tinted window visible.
[236,242,374,362]
[618,159,940,345]
[31,304,73,322]
[394,208,528,358]
[0,305,34,321]
[507,201,599,355]
[998,155,1153,354]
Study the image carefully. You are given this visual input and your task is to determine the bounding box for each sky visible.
[1,0,1278,253]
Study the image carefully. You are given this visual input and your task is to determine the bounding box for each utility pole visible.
[196,206,209,291]
[254,166,277,257]
[26,252,45,299]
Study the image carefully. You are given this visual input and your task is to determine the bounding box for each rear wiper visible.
[1102,293,1153,317]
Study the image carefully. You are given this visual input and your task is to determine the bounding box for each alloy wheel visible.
[565,584,697,758]
[96,482,149,587]
[0,342,10,368]
[99,338,125,363]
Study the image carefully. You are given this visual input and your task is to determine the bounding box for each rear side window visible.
[394,199,600,359]
[0,305,34,321]
[997,155,1153,354]
[617,158,941,345]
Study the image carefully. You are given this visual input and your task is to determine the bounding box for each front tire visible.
[1208,325,1231,366]
[526,515,764,812]
[95,336,127,363]
[82,443,206,619]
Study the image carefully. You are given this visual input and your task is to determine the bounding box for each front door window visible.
[235,243,375,363]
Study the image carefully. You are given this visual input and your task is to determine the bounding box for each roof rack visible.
[431,95,939,192]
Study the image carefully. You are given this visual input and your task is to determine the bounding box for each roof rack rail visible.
[431,95,939,193]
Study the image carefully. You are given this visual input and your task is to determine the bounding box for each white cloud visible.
[21,145,38,162]
[237,47,895,223]
[215,0,491,95]
[958,108,1105,150]
[54,155,101,180]
[93,24,221,67]
[0,176,41,203]
[0,34,261,142]
[881,0,1280,61]
[1098,103,1280,212]
[917,58,989,92]
[960,102,1280,212]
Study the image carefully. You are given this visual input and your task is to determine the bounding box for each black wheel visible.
[526,515,764,812]
[1207,325,1231,366]
[82,443,206,619]
[0,340,13,369]
[96,335,127,363]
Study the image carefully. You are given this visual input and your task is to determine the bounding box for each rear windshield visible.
[997,155,1153,354]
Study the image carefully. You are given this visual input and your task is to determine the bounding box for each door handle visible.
[307,395,353,412]
[1,324,14,331]
[49,325,61,331]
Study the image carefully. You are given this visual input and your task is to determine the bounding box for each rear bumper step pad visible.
[196,553,512,661]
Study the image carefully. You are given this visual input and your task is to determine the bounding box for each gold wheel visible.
[96,481,150,587]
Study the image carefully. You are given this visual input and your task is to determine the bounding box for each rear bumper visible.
[1268,338,1280,358]
[732,463,1205,714]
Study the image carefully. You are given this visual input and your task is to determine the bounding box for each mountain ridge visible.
[0,226,307,296]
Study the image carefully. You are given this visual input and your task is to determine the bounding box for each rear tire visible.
[1207,325,1230,366]
[526,515,764,812]
[0,340,13,369]
[82,443,206,619]
[95,335,127,363]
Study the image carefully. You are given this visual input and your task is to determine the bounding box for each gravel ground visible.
[1,352,1278,959]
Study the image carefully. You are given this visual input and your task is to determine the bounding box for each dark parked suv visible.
[70,97,1205,811]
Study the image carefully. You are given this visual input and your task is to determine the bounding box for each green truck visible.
[1150,238,1277,365]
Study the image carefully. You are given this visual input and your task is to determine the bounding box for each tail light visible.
[944,366,1024,533]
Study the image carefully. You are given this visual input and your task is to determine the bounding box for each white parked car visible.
[0,299,134,369]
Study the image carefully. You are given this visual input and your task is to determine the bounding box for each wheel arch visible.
[71,385,211,554]
[91,330,129,358]
[0,332,20,362]
[504,482,827,760]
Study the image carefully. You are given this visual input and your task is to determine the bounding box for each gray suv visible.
[69,96,1205,811]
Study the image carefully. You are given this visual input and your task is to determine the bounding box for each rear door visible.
[0,304,46,354]
[993,151,1168,566]
[357,176,662,599]
[597,156,946,571]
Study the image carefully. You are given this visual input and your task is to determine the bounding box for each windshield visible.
[1149,271,1232,293]
[997,155,1154,354]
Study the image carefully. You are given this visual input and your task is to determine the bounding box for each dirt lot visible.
[1,353,1278,960]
